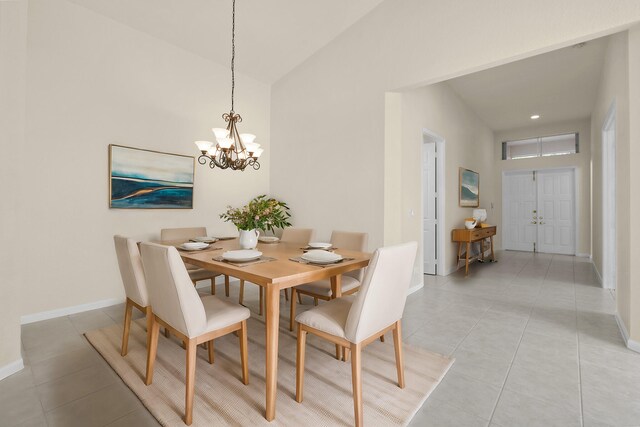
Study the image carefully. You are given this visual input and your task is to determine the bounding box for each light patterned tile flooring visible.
[3,251,639,426]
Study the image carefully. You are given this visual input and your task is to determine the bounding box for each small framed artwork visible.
[459,167,479,207]
[109,144,195,209]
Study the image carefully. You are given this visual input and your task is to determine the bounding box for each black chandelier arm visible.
[197,154,210,166]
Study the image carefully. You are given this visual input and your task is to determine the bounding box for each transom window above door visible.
[502,132,579,160]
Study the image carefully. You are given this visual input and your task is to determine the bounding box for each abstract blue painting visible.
[109,145,194,209]
[459,167,479,207]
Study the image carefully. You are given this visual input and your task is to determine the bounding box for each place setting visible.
[212,249,277,267]
[300,241,337,252]
[289,249,354,267]
[175,242,223,253]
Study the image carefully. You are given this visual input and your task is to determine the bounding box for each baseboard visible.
[407,281,424,296]
[0,358,24,381]
[21,297,124,325]
[614,312,640,353]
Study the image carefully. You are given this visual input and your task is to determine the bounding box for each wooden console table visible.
[452,226,497,275]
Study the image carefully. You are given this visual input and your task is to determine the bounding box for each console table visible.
[451,226,497,275]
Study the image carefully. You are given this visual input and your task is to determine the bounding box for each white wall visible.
[19,0,271,317]
[591,32,631,331]
[0,0,28,377]
[271,0,640,260]
[494,119,592,256]
[395,83,495,281]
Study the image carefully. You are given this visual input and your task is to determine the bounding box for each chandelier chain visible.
[231,0,236,112]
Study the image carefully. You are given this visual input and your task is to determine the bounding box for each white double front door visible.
[503,169,575,255]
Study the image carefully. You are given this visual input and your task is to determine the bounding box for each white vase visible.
[238,229,260,249]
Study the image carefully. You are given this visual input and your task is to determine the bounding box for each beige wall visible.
[271,0,640,269]
[627,26,640,342]
[18,0,271,317]
[591,32,631,332]
[493,119,592,256]
[396,83,495,280]
[0,0,28,375]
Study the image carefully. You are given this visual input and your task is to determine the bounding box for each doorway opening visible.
[502,168,576,255]
[602,102,617,290]
[422,130,445,275]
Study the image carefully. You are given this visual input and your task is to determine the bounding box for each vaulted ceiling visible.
[68,0,384,84]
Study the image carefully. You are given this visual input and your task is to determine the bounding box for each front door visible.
[503,169,575,254]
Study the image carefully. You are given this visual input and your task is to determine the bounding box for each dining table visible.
[165,237,372,422]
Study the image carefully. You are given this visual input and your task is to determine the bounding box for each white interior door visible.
[536,170,575,255]
[602,104,616,289]
[503,171,537,251]
[423,142,437,275]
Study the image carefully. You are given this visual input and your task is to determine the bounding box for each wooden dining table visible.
[168,238,372,422]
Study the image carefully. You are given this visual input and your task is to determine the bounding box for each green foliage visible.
[220,195,292,232]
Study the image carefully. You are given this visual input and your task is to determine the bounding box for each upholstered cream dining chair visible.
[289,230,368,331]
[160,227,224,296]
[140,242,250,426]
[113,235,151,356]
[238,227,315,314]
[294,241,417,427]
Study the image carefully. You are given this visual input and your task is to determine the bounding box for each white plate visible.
[179,243,209,251]
[191,236,218,243]
[258,236,280,243]
[222,250,262,262]
[301,250,342,264]
[308,242,333,249]
[214,235,237,241]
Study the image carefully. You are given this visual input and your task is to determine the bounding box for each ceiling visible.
[68,0,384,84]
[447,37,608,131]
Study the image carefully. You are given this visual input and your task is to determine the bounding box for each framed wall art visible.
[459,167,479,207]
[109,144,195,209]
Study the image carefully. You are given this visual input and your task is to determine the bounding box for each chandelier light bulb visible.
[218,137,233,149]
[244,142,260,153]
[252,148,264,158]
[194,140,214,152]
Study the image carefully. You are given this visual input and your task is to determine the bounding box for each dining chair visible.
[289,231,368,331]
[238,227,315,314]
[140,242,250,426]
[294,241,417,427]
[113,235,151,356]
[160,227,224,296]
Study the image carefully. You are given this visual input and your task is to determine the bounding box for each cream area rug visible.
[85,316,453,426]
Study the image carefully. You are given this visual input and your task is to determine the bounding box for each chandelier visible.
[194,0,262,171]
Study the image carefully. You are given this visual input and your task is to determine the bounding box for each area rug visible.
[85,316,453,426]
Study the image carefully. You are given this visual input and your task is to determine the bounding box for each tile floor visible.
[3,251,640,426]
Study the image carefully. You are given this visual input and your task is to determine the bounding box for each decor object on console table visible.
[459,167,479,207]
[194,0,263,171]
[452,225,497,275]
[220,195,291,249]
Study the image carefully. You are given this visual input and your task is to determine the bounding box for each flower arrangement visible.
[220,195,291,232]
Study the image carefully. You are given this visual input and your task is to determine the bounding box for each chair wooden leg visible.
[284,289,289,301]
[297,292,303,305]
[289,288,297,332]
[393,320,405,388]
[164,328,170,339]
[239,280,245,305]
[313,297,318,306]
[210,278,216,295]
[380,334,385,343]
[185,339,197,425]
[296,324,307,403]
[207,340,214,364]
[344,347,350,362]
[144,307,153,350]
[224,275,230,297]
[145,316,160,385]
[259,286,264,316]
[336,344,343,360]
[350,342,363,427]
[239,320,249,385]
[121,299,133,356]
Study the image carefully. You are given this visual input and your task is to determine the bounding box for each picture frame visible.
[109,144,195,209]
[459,167,479,207]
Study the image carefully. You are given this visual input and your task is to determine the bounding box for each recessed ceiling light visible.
[530,114,540,120]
